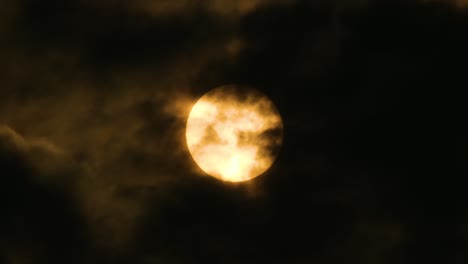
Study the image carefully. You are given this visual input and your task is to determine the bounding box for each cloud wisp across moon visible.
[186,85,283,182]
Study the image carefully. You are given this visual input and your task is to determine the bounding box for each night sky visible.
[1,0,468,263]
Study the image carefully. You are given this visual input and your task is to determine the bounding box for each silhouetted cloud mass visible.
[1,0,467,263]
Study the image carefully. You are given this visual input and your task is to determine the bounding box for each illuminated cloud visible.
[1,0,467,262]
[0,125,66,177]
[186,86,283,182]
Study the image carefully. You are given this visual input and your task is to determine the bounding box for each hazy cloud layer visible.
[1,0,468,263]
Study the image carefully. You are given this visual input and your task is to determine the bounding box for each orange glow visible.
[186,85,283,182]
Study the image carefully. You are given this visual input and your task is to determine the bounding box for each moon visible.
[186,85,283,182]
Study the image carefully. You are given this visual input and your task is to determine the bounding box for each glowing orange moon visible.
[186,85,283,182]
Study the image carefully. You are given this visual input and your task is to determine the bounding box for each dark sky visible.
[1,0,468,263]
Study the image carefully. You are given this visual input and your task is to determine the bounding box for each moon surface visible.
[186,85,283,182]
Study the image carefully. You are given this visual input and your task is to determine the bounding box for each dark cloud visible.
[0,126,88,264]
[1,0,468,263]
